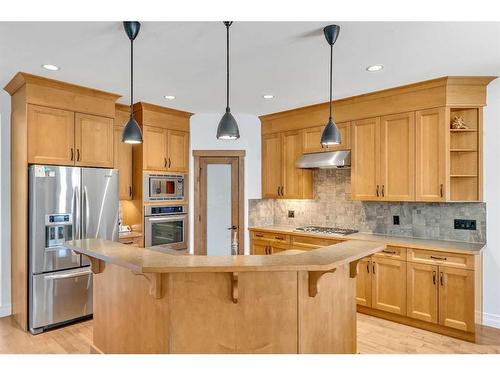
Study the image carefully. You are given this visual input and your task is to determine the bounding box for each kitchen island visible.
[67,239,385,354]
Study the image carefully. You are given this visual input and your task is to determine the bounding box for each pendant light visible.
[122,21,143,144]
[320,24,341,147]
[216,21,240,140]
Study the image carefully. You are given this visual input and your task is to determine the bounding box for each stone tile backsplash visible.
[249,169,486,243]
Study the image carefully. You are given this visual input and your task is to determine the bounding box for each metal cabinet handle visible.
[168,158,172,168]
[372,262,376,274]
[280,186,284,196]
[432,271,436,285]
[382,185,385,197]
[440,272,444,286]
[77,149,81,162]
[430,255,447,261]
[366,263,370,273]
[255,234,264,238]
[122,241,134,245]
[275,236,284,240]
[70,148,74,161]
[382,250,396,255]
[164,158,168,168]
[129,186,132,198]
[440,184,444,198]
[277,186,280,196]
[269,246,273,255]
[376,185,379,197]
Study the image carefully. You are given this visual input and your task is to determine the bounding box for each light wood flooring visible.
[1,313,499,354]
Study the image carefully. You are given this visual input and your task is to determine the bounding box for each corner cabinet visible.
[262,131,312,199]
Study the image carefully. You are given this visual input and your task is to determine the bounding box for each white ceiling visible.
[1,22,499,115]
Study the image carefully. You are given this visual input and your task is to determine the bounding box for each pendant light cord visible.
[226,22,230,112]
[329,43,333,121]
[130,38,134,116]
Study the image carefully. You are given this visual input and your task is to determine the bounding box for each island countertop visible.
[66,238,386,274]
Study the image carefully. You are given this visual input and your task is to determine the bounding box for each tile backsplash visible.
[249,169,486,243]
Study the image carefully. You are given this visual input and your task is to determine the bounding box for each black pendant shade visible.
[216,21,240,140]
[320,24,341,147]
[122,21,143,144]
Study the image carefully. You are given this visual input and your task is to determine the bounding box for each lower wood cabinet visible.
[407,262,438,323]
[356,258,372,307]
[250,231,290,254]
[371,257,407,315]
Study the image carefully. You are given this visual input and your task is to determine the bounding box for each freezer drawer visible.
[30,267,93,333]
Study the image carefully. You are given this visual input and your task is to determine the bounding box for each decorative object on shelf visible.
[320,24,341,147]
[451,115,469,130]
[216,21,240,140]
[122,21,143,144]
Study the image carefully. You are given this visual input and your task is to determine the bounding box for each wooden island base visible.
[67,239,386,354]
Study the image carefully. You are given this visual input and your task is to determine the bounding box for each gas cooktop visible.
[295,226,359,236]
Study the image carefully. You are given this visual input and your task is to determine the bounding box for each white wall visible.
[188,113,261,254]
[0,91,11,317]
[482,78,500,328]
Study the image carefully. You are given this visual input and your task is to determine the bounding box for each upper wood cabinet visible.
[167,130,189,172]
[415,108,447,202]
[27,105,75,166]
[262,131,312,199]
[75,113,114,168]
[302,122,351,154]
[352,117,380,200]
[143,125,168,171]
[114,126,133,200]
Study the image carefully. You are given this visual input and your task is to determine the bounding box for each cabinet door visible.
[380,112,415,201]
[407,262,438,323]
[302,122,351,153]
[282,130,305,198]
[75,113,114,167]
[113,126,133,200]
[262,133,282,198]
[415,108,447,202]
[143,125,168,171]
[356,258,372,307]
[251,239,269,255]
[167,130,189,173]
[27,105,75,166]
[352,117,381,200]
[371,258,406,315]
[269,241,290,254]
[439,266,475,332]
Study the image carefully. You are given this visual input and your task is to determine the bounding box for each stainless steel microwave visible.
[143,172,185,202]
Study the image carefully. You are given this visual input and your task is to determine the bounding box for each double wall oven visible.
[144,205,188,251]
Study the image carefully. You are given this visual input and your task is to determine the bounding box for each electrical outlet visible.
[288,210,295,218]
[393,215,400,225]
[454,219,476,231]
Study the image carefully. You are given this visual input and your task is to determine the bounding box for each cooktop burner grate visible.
[295,226,359,236]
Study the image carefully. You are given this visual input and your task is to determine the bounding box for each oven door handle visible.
[146,215,187,222]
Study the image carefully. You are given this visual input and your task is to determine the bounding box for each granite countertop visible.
[67,238,386,273]
[249,225,485,255]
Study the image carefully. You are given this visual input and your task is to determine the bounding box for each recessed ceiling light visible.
[42,64,60,71]
[263,94,275,99]
[164,95,176,100]
[366,64,384,72]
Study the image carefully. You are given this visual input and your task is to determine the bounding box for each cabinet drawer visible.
[373,246,407,261]
[119,236,143,247]
[251,231,290,244]
[407,248,474,270]
[291,235,343,248]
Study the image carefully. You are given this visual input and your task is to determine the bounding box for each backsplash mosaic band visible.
[249,169,486,243]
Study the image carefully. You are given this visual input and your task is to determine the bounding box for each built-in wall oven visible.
[144,205,188,251]
[143,172,185,202]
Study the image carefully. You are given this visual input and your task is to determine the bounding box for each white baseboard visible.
[0,304,11,318]
[483,312,500,329]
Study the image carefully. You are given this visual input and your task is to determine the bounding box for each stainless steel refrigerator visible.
[28,165,118,334]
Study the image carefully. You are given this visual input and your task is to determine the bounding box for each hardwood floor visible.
[1,313,499,354]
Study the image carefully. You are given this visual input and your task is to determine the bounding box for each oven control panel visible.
[145,205,187,216]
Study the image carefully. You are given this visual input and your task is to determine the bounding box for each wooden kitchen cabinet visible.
[27,104,75,166]
[379,112,415,201]
[407,262,438,323]
[251,239,269,255]
[356,258,372,307]
[352,117,380,200]
[262,131,312,199]
[143,125,168,171]
[371,257,407,315]
[438,266,475,332]
[167,130,189,172]
[302,122,351,154]
[75,113,114,168]
[415,107,447,202]
[250,231,290,255]
[114,126,133,200]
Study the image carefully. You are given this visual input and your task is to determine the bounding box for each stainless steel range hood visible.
[295,150,351,169]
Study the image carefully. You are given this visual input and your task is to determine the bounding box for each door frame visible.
[193,150,245,255]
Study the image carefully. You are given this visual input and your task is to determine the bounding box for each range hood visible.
[296,150,351,169]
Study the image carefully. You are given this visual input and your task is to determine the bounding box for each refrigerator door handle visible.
[74,186,81,240]
[83,186,90,238]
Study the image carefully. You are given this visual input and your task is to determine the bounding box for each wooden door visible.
[113,126,133,200]
[371,257,406,315]
[251,239,269,255]
[352,117,381,200]
[262,133,282,198]
[282,130,303,198]
[302,122,351,153]
[415,108,447,201]
[75,113,114,167]
[380,112,415,201]
[407,262,438,323]
[356,258,372,307]
[143,125,168,171]
[167,130,189,172]
[438,266,475,332]
[27,104,75,166]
